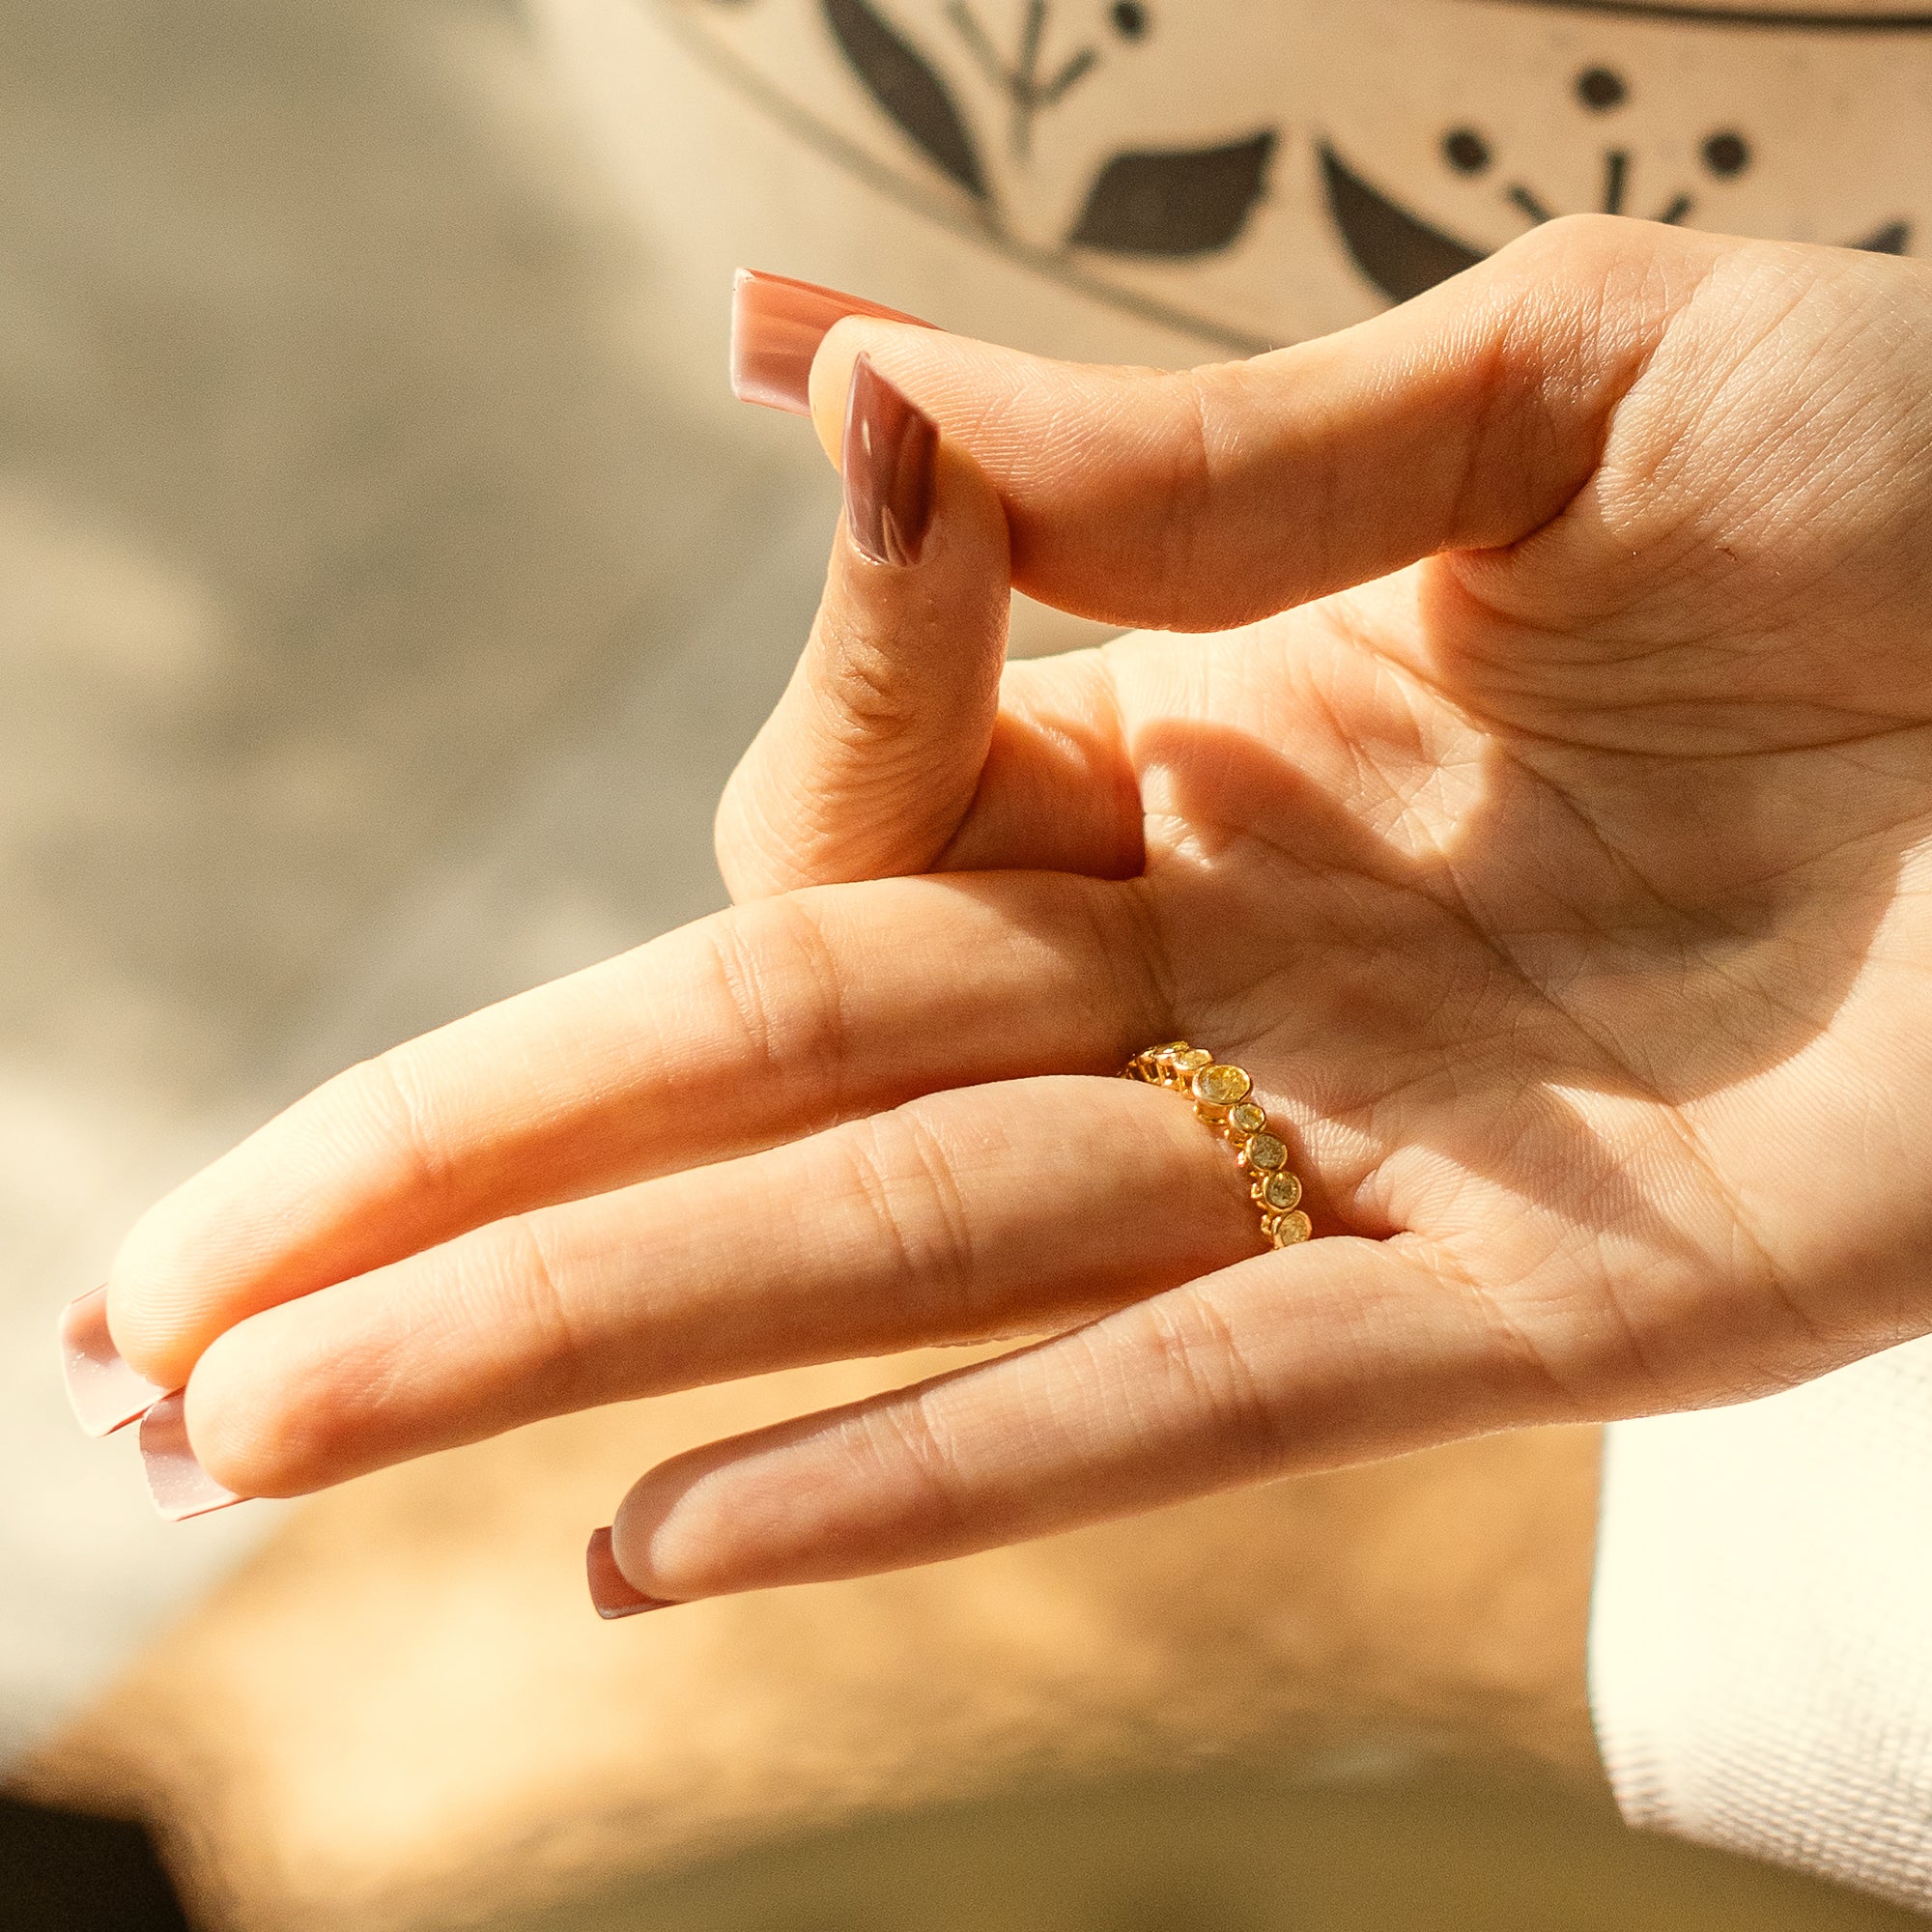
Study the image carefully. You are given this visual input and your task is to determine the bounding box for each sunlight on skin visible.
[90,214,1932,1605]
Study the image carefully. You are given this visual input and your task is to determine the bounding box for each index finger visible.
[101,871,1167,1394]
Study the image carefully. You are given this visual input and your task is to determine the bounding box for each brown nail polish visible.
[58,1286,167,1437]
[842,355,938,569]
[586,1526,678,1619]
[730,268,932,415]
[139,1391,246,1521]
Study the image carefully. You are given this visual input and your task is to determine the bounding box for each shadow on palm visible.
[1125,601,1917,1396]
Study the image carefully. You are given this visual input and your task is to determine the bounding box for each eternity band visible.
[1122,1042,1314,1249]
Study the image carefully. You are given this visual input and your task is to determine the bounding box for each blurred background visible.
[0,2,1920,1927]
[0,0,834,1764]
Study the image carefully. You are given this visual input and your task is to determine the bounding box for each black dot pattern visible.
[1702,130,1750,178]
[1577,66,1628,112]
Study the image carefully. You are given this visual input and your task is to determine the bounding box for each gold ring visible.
[1122,1041,1314,1249]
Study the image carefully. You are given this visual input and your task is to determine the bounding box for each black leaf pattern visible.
[1319,142,1485,304]
[1855,219,1912,254]
[1068,132,1275,258]
[823,0,988,200]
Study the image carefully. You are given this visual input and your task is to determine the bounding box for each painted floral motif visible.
[658,0,1930,347]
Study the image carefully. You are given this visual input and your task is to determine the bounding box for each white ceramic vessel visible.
[534,0,1932,376]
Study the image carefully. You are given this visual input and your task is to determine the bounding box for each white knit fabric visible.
[1592,1339,1932,1910]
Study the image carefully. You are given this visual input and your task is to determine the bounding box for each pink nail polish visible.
[139,1391,245,1521]
[58,1286,166,1437]
[586,1526,678,1619]
[730,268,932,415]
[843,354,938,568]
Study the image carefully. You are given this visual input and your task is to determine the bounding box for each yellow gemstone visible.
[1191,1063,1251,1108]
[1243,1131,1288,1173]
[1173,1047,1211,1073]
[1268,1209,1313,1247]
[1228,1100,1267,1136]
[1259,1171,1302,1213]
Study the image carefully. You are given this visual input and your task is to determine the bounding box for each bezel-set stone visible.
[1267,1209,1313,1247]
[1258,1171,1302,1213]
[1191,1063,1252,1108]
[1172,1047,1212,1073]
[1241,1131,1288,1173]
[1228,1100,1267,1136]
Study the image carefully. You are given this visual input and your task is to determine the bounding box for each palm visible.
[956,270,1932,1409]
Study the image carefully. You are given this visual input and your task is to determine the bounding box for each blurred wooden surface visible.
[18,1367,1602,1932]
[512,1768,1921,1932]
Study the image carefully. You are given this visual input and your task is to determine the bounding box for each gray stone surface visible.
[0,0,836,1760]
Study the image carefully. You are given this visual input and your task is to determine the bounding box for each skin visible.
[101,214,1932,1605]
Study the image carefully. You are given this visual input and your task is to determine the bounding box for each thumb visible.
[806,215,1726,633]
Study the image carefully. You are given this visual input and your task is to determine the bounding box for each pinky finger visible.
[599,1236,1557,1607]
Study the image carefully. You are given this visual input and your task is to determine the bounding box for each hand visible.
[95,216,1932,1606]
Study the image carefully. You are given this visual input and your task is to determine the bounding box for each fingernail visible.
[586,1526,678,1620]
[139,1392,245,1521]
[58,1287,167,1437]
[730,268,932,415]
[843,355,938,568]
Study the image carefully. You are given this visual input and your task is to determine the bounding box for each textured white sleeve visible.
[1590,1337,1932,1909]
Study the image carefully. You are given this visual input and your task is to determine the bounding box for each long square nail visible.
[586,1527,677,1619]
[730,269,932,415]
[139,1391,245,1521]
[59,1286,167,1437]
[843,355,938,567]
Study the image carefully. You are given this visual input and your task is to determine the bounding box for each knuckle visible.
[696,895,852,1099]
[497,1211,584,1384]
[1487,211,1677,307]
[1500,209,1631,270]
[331,1049,453,1206]
[846,1394,969,1528]
[810,605,923,749]
[1130,1288,1290,1463]
[1130,367,1219,618]
[837,1106,980,1321]
[1442,217,1713,538]
[1480,213,1705,385]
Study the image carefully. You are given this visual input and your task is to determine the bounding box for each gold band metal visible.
[1122,1041,1314,1249]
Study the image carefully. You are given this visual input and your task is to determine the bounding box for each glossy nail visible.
[139,1392,245,1521]
[730,268,932,415]
[58,1286,166,1437]
[586,1526,678,1619]
[843,355,938,568]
